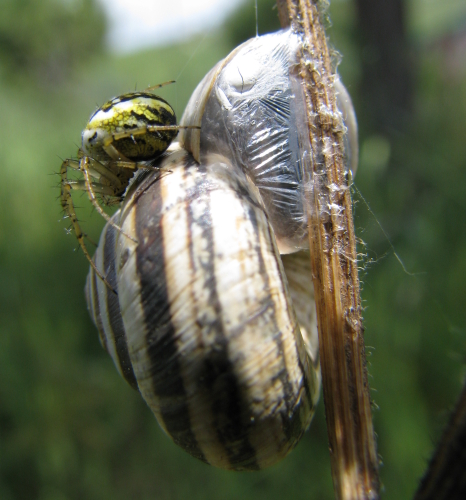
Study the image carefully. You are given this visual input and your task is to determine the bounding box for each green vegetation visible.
[1,0,465,498]
[0,0,106,85]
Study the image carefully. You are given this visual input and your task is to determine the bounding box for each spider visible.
[60,82,198,293]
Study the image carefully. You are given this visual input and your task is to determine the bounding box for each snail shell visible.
[86,146,320,471]
[180,29,358,254]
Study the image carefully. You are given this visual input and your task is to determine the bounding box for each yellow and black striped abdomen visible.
[86,148,320,470]
[84,92,177,161]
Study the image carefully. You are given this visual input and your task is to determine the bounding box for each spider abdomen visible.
[82,92,177,161]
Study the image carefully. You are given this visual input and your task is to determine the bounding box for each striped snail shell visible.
[179,29,358,254]
[86,146,320,470]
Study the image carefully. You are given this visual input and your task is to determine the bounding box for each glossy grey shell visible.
[180,29,358,254]
[86,148,320,470]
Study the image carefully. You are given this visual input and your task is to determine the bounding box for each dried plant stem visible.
[277,1,380,498]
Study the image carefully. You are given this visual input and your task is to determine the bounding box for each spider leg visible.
[63,156,123,185]
[143,80,175,92]
[87,157,125,185]
[60,159,116,294]
[65,179,117,196]
[80,157,138,244]
[111,124,200,143]
[102,141,130,161]
[146,124,201,132]
[108,159,147,171]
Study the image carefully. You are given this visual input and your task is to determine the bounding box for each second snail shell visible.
[180,29,357,254]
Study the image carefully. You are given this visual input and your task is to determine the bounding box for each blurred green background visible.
[1,0,465,498]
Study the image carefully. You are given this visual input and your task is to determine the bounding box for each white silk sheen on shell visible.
[180,29,358,254]
[221,56,258,93]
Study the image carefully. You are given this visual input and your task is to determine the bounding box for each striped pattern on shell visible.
[85,147,320,471]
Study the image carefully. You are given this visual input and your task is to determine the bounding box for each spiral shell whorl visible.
[86,148,319,470]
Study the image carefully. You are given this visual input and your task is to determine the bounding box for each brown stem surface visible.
[277,1,380,498]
